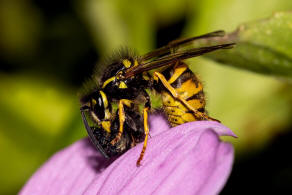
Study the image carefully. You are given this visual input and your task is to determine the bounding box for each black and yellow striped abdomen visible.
[160,61,207,127]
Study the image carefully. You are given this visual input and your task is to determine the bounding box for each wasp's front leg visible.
[110,99,132,145]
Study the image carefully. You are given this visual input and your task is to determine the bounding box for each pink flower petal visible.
[19,138,108,195]
[20,116,235,195]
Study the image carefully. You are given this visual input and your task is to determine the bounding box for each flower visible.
[20,115,236,195]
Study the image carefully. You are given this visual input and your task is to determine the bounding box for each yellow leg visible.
[136,107,150,166]
[206,115,221,123]
[153,72,207,119]
[111,100,126,145]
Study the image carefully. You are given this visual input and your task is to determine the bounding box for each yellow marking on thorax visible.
[101,121,111,133]
[99,90,108,108]
[168,64,188,84]
[99,90,112,120]
[91,98,97,106]
[142,72,150,80]
[122,59,132,68]
[102,76,115,88]
[134,60,139,67]
[104,109,111,119]
[119,81,128,88]
[153,74,159,81]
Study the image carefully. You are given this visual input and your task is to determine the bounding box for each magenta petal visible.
[20,116,235,195]
[148,114,171,136]
[19,139,107,195]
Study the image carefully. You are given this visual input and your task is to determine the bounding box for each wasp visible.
[80,30,234,166]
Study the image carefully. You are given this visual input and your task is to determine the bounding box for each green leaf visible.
[205,12,292,78]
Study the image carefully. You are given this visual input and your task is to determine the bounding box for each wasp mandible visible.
[80,30,234,166]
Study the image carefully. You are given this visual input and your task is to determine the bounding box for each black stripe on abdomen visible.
[170,69,194,88]
[186,90,204,101]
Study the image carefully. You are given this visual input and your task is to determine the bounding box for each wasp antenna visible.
[220,43,236,49]
[80,105,90,111]
[208,30,226,37]
[81,110,110,158]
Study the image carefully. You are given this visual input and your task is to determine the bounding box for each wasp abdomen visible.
[161,62,207,126]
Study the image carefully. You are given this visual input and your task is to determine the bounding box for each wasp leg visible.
[153,71,208,120]
[137,106,150,166]
[136,90,151,166]
[205,115,221,122]
[110,99,127,145]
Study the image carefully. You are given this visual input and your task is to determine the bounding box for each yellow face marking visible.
[134,59,139,67]
[119,81,128,88]
[101,121,111,133]
[104,109,111,119]
[168,64,187,84]
[122,59,132,68]
[91,98,97,106]
[102,76,115,88]
[90,111,100,123]
[99,90,108,108]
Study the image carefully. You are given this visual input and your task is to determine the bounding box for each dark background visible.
[0,0,292,194]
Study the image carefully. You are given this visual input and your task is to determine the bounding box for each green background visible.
[0,0,292,194]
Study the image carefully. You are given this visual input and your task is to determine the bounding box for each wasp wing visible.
[125,43,235,78]
[142,30,226,60]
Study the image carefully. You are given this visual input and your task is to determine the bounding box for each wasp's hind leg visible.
[204,115,221,123]
[153,71,209,120]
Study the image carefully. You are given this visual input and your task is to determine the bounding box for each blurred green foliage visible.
[0,0,292,194]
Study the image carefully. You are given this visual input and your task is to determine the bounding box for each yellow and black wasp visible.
[80,30,234,166]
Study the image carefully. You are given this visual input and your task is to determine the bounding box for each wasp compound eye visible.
[91,92,105,120]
